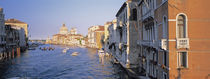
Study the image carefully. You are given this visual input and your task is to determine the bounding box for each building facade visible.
[114,0,140,70]
[87,25,104,48]
[5,19,28,37]
[0,8,6,53]
[95,29,104,49]
[136,0,210,79]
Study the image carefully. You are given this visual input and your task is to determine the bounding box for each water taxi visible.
[62,48,70,53]
[71,52,79,56]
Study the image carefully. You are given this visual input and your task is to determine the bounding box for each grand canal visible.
[0,44,130,79]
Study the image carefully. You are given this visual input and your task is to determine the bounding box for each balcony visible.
[177,38,189,49]
[160,39,167,50]
[140,40,155,47]
[0,41,6,44]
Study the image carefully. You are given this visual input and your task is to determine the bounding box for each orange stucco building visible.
[167,0,210,79]
[136,0,210,79]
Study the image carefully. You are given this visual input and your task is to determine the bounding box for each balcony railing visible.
[160,39,167,50]
[0,41,6,44]
[177,38,189,49]
[140,40,155,47]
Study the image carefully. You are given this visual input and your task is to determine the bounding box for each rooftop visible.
[5,19,27,24]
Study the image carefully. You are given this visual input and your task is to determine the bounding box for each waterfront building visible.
[5,19,29,38]
[0,8,6,53]
[136,0,210,79]
[51,24,85,46]
[87,25,104,48]
[59,24,68,35]
[66,34,84,46]
[106,19,118,55]
[4,25,25,57]
[11,26,26,49]
[52,34,67,45]
[104,22,112,53]
[114,0,139,71]
[95,28,104,49]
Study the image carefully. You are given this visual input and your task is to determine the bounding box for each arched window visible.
[177,14,187,38]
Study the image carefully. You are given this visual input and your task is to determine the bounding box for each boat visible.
[62,49,67,53]
[98,50,105,58]
[105,53,110,56]
[62,48,70,53]
[71,52,79,56]
[28,47,36,50]
[48,47,55,51]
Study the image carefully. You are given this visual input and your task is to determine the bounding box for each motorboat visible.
[105,53,110,56]
[98,50,105,58]
[62,49,67,53]
[62,48,70,53]
[71,52,79,56]
[28,47,36,50]
[48,47,55,51]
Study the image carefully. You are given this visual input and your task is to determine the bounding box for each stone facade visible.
[5,19,28,38]
[87,25,104,48]
[105,0,210,79]
[104,22,112,53]
[115,0,139,69]
[0,8,6,53]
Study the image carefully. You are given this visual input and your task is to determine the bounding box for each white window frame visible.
[163,16,167,39]
[163,72,168,79]
[163,51,167,66]
[177,51,188,68]
[176,13,188,38]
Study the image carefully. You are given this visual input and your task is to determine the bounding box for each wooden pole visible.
[17,48,20,57]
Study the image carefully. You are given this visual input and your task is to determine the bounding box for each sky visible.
[0,0,125,39]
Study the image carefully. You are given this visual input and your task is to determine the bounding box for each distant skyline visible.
[0,0,125,39]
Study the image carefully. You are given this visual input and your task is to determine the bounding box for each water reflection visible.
[0,45,130,79]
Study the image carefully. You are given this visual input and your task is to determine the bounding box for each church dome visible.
[59,24,68,35]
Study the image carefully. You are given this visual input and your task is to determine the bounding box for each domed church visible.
[59,24,68,35]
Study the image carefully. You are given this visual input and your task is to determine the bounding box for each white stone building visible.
[104,22,112,53]
[105,1,143,77]
[106,19,118,54]
[87,25,104,48]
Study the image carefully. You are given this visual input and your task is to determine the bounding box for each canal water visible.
[0,44,130,79]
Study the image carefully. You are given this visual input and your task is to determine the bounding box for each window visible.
[162,0,167,3]
[177,14,187,38]
[163,51,167,66]
[163,72,167,79]
[163,17,167,38]
[178,52,188,68]
[132,9,137,21]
